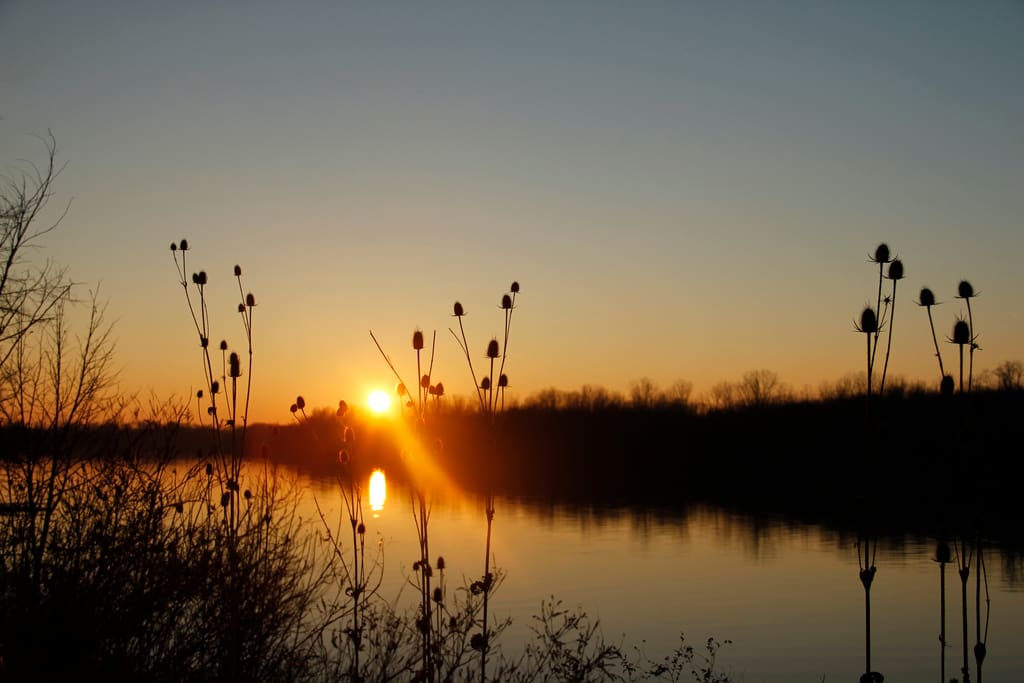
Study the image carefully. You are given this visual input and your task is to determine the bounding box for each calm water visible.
[300,468,1024,683]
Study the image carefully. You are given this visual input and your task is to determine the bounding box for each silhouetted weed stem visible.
[370,326,441,680]
[916,288,948,387]
[878,259,903,394]
[170,240,254,536]
[854,307,878,419]
[950,318,971,394]
[868,244,891,382]
[450,281,520,683]
[957,280,979,393]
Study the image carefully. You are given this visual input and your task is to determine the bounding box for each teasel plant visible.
[370,326,441,681]
[449,280,520,683]
[854,306,879,414]
[305,398,384,682]
[915,288,955,395]
[956,280,980,393]
[877,258,903,395]
[949,318,972,394]
[170,239,256,536]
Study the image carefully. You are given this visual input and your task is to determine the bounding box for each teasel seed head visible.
[357,522,365,535]
[934,541,951,564]
[246,292,255,307]
[917,287,935,307]
[856,308,878,334]
[420,374,430,389]
[501,294,512,310]
[238,303,245,313]
[887,259,904,280]
[179,239,189,251]
[498,374,508,388]
[221,491,231,507]
[234,264,242,276]
[196,390,204,399]
[244,489,251,501]
[952,319,971,345]
[487,339,500,358]
[396,383,407,397]
[481,376,491,390]
[170,242,177,251]
[219,339,228,351]
[296,395,305,410]
[435,382,445,396]
[453,301,464,317]
[229,352,241,378]
[211,380,219,394]
[412,329,424,350]
[872,243,891,264]
[198,271,207,285]
[437,556,446,570]
[433,587,443,603]
[205,462,213,476]
[510,281,520,293]
[290,403,298,414]
[957,280,975,299]
[337,399,348,417]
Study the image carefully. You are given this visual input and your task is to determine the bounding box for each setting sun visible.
[367,389,391,414]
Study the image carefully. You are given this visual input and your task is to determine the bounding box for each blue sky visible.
[2,1,1022,421]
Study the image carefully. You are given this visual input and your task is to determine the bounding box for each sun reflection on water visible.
[369,469,386,513]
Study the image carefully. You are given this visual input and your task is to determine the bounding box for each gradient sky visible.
[2,1,1022,423]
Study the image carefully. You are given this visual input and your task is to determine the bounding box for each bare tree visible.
[0,131,74,391]
[993,360,1023,391]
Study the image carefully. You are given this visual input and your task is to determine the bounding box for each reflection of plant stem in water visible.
[974,537,990,683]
[856,533,879,682]
[955,536,973,683]
[934,540,951,683]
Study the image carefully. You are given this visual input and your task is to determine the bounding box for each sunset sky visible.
[2,1,1022,423]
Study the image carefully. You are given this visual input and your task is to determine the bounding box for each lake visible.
[300,467,1024,683]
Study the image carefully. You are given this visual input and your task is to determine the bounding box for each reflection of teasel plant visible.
[933,540,951,683]
[973,536,990,683]
[370,327,442,681]
[954,536,974,683]
[450,281,520,683]
[856,531,883,683]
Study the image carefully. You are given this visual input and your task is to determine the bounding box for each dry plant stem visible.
[451,320,486,411]
[879,280,897,395]
[926,306,945,379]
[871,262,884,381]
[966,298,975,393]
[940,559,947,683]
